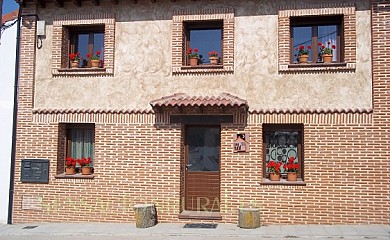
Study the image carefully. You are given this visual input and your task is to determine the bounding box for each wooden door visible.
[185,126,220,212]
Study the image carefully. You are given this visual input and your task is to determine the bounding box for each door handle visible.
[186,164,192,169]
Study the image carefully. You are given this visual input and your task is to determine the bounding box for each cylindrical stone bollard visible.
[238,208,260,229]
[133,204,156,228]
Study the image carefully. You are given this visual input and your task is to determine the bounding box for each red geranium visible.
[77,157,92,167]
[65,157,77,167]
[187,48,199,58]
[267,161,283,174]
[208,51,218,57]
[297,45,311,56]
[284,157,299,173]
[319,42,336,55]
[87,50,101,60]
[69,52,80,61]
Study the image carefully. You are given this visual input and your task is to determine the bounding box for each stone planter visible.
[70,60,79,68]
[65,166,75,175]
[209,56,219,65]
[81,166,92,175]
[287,172,298,181]
[298,54,309,64]
[91,59,100,68]
[322,54,333,63]
[269,173,281,181]
[189,58,198,66]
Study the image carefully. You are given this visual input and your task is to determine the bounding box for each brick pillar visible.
[371,0,390,223]
[18,3,37,121]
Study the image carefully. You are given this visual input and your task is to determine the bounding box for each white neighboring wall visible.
[0,17,17,224]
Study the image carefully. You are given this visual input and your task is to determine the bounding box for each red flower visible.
[318,42,323,46]
[65,157,77,167]
[297,45,311,56]
[69,52,80,61]
[87,50,101,60]
[284,157,299,173]
[187,47,199,58]
[77,157,92,167]
[267,161,283,174]
[208,51,218,57]
[319,42,335,55]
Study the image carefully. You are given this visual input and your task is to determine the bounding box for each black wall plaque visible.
[21,159,49,183]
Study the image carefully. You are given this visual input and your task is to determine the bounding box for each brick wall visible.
[11,0,390,224]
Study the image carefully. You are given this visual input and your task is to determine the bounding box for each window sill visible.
[261,178,306,186]
[53,67,113,76]
[182,64,224,69]
[279,62,356,73]
[55,173,95,179]
[174,64,233,75]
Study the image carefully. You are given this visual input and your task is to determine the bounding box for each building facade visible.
[11,0,389,224]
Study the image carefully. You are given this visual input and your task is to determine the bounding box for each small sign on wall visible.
[21,159,49,183]
[233,133,249,152]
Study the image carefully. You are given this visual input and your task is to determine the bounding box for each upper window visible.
[278,5,356,72]
[291,16,343,64]
[263,124,304,183]
[184,21,223,66]
[69,25,104,68]
[172,8,234,74]
[52,13,115,76]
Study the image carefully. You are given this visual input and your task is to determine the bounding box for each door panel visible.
[185,126,220,212]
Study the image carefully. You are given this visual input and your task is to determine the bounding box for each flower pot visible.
[209,56,219,65]
[65,166,75,175]
[322,54,333,63]
[298,54,309,64]
[269,173,281,181]
[189,58,198,66]
[287,172,297,181]
[81,166,92,175]
[70,60,79,68]
[91,59,100,68]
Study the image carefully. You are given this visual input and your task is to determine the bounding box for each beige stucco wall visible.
[34,0,372,111]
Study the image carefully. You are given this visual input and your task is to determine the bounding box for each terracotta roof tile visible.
[250,108,373,114]
[2,9,19,23]
[149,93,248,108]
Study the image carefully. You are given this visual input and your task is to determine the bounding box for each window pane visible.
[190,29,222,64]
[70,128,94,162]
[187,127,220,172]
[318,25,337,62]
[94,33,104,60]
[293,26,312,63]
[265,131,299,174]
[77,33,89,62]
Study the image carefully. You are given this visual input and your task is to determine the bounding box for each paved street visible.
[0,223,389,240]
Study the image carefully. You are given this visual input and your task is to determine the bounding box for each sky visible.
[2,0,19,15]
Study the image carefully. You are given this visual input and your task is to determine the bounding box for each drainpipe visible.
[8,0,23,225]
